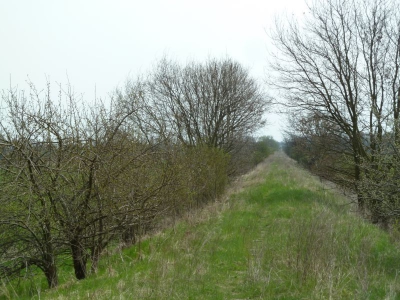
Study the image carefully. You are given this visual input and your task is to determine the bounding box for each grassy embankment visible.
[2,152,400,299]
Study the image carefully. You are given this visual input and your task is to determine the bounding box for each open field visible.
[2,152,400,299]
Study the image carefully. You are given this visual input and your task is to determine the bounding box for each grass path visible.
[6,152,400,299]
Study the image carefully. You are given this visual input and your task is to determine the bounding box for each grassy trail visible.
[4,152,400,299]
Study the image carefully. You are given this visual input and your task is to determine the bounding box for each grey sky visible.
[1,0,307,141]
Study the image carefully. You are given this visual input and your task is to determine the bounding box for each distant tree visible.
[283,111,355,185]
[144,57,269,153]
[252,136,280,165]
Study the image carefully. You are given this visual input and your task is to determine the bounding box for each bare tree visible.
[145,57,268,153]
[271,0,400,212]
[0,83,69,287]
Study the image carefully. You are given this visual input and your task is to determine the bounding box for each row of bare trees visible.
[0,57,269,288]
[273,0,400,227]
[0,83,176,287]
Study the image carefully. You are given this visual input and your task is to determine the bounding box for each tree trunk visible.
[42,219,58,288]
[122,225,137,246]
[90,244,103,274]
[43,261,58,288]
[353,152,365,212]
[71,239,87,280]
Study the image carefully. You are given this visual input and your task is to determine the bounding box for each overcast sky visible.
[1,0,307,141]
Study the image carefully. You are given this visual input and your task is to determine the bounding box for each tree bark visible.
[71,238,87,280]
[43,260,58,288]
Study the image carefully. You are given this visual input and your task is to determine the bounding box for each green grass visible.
[2,152,400,299]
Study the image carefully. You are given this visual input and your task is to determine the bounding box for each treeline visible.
[0,58,273,288]
[273,0,400,229]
